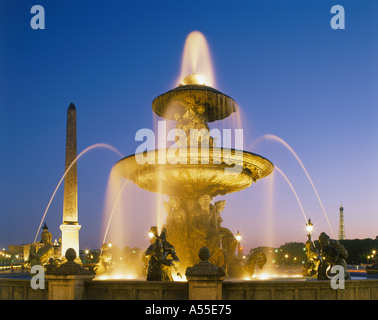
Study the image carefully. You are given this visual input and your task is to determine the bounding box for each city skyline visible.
[1,0,377,253]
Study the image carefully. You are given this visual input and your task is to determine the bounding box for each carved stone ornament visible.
[186,247,225,279]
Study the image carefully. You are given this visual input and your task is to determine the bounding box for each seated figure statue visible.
[28,223,54,274]
[317,232,351,280]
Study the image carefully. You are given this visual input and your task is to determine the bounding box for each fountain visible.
[111,31,274,275]
[2,31,378,302]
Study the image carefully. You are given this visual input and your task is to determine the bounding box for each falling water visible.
[102,178,129,245]
[263,171,275,248]
[100,170,148,279]
[33,143,123,243]
[156,171,167,235]
[249,134,335,238]
[275,166,307,223]
[177,31,216,87]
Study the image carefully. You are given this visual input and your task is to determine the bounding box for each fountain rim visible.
[114,147,274,172]
[112,147,274,197]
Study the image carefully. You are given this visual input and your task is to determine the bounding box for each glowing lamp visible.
[306,218,313,235]
[235,231,242,242]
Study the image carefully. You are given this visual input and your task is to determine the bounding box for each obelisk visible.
[338,203,345,240]
[60,102,81,261]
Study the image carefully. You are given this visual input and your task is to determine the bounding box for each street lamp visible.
[306,218,313,241]
[235,231,242,256]
[148,226,158,243]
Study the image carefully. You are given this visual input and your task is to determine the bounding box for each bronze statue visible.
[145,227,180,281]
[163,194,239,274]
[228,249,267,278]
[28,223,54,274]
[218,227,237,272]
[93,242,113,274]
[173,106,214,148]
[317,232,351,280]
[243,250,267,278]
[303,239,321,277]
[45,257,60,274]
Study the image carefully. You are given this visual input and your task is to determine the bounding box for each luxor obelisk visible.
[60,102,81,261]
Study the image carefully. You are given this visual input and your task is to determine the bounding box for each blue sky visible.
[1,0,377,252]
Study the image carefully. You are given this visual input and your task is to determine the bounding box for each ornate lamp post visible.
[303,217,319,277]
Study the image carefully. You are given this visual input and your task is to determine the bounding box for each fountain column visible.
[60,103,81,261]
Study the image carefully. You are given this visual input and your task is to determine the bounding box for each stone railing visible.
[84,280,188,300]
[1,247,378,300]
[222,279,378,300]
[0,278,48,300]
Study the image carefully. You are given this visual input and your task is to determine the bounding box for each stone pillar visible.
[185,247,225,300]
[46,248,94,300]
[60,103,81,261]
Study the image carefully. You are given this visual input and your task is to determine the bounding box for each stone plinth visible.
[46,274,94,300]
[46,248,94,300]
[185,247,225,300]
[60,223,81,263]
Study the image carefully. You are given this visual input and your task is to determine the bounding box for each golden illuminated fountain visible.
[113,32,274,274]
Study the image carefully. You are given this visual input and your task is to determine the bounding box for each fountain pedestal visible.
[164,195,235,273]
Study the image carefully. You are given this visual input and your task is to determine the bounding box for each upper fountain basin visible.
[152,84,237,123]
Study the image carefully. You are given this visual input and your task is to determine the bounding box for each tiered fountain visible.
[112,32,274,274]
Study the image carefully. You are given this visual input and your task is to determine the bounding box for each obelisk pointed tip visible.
[68,102,76,110]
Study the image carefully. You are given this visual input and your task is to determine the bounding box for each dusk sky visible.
[1,0,377,253]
